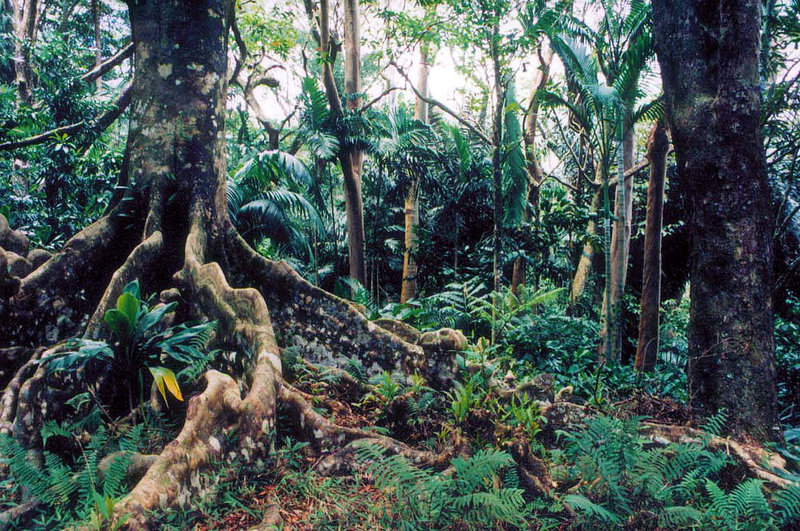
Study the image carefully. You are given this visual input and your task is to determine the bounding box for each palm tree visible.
[368,106,437,302]
[546,0,659,361]
[227,149,324,267]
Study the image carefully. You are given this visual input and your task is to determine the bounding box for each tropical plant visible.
[42,280,216,411]
[228,148,324,260]
[355,443,531,529]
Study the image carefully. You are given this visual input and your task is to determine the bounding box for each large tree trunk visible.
[634,120,670,372]
[599,126,635,361]
[511,44,553,296]
[400,42,431,303]
[653,0,779,440]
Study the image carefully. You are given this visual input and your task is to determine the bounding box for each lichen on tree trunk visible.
[653,0,779,440]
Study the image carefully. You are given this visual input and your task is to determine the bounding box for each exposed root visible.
[229,234,425,377]
[0,347,39,388]
[0,250,21,299]
[84,230,164,338]
[17,211,126,301]
[247,498,282,531]
[504,439,554,499]
[97,451,159,485]
[0,347,44,433]
[112,214,282,527]
[642,422,798,489]
[2,207,142,346]
[112,371,242,529]
[0,499,40,531]
[279,382,453,469]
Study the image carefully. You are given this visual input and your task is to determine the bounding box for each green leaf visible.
[149,366,184,404]
[104,309,130,338]
[116,292,140,327]
[134,302,177,340]
[122,280,140,299]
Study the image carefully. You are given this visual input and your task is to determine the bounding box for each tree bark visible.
[92,0,102,90]
[315,0,366,288]
[599,126,635,361]
[342,0,366,288]
[569,184,601,305]
[12,0,39,104]
[400,42,432,303]
[490,20,504,342]
[653,0,779,440]
[634,120,669,372]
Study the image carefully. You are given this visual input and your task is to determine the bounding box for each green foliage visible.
[501,84,528,227]
[448,376,482,424]
[0,424,135,529]
[42,280,216,410]
[228,148,324,259]
[556,414,800,529]
[355,443,531,529]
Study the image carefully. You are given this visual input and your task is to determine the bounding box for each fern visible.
[563,494,621,525]
[701,410,729,438]
[775,485,800,525]
[354,443,530,528]
[657,505,702,528]
[704,478,774,529]
[0,425,134,526]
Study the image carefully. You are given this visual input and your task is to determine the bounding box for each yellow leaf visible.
[149,366,184,405]
[162,369,183,401]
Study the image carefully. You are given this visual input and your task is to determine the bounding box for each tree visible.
[634,119,669,372]
[0,1,447,525]
[511,36,554,296]
[652,0,779,439]
[10,0,41,104]
[401,38,435,303]
[310,0,367,288]
[596,0,654,363]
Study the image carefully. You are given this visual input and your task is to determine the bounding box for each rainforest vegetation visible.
[1,0,800,528]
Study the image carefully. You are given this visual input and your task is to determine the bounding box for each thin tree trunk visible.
[400,43,431,303]
[92,0,101,90]
[13,0,39,104]
[511,45,554,296]
[635,120,669,371]
[599,124,635,361]
[653,0,778,440]
[490,20,504,342]
[342,0,366,288]
[570,185,601,305]
[316,0,366,289]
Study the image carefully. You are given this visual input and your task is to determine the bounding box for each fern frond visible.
[563,493,621,524]
[775,485,800,525]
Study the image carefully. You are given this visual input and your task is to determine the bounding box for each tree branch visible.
[0,82,132,152]
[361,86,403,111]
[229,16,247,84]
[81,42,133,85]
[392,61,493,145]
